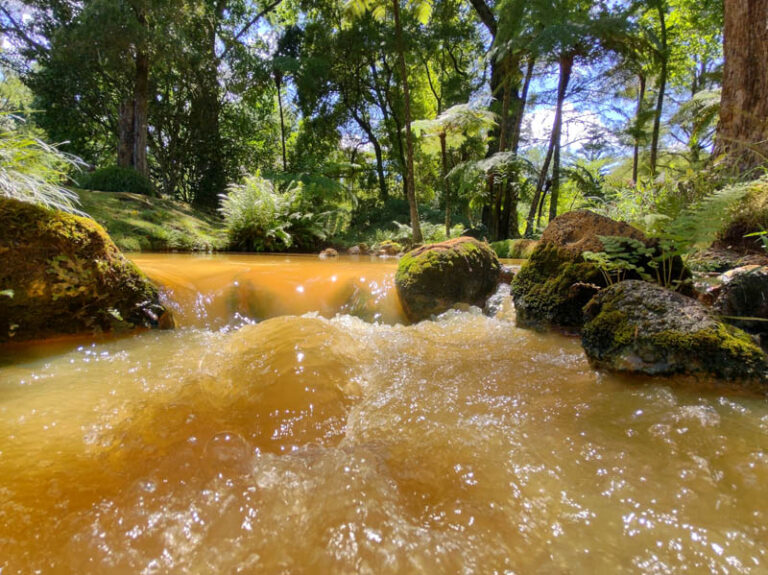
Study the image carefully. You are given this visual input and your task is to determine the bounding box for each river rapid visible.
[0,254,766,573]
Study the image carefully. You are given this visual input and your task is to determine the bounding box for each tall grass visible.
[0,117,85,213]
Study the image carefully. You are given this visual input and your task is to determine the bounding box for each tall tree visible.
[714,0,768,172]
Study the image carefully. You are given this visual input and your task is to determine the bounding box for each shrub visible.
[79,165,155,197]
[219,172,328,252]
[718,175,768,251]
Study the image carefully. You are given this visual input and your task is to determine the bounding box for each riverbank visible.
[76,189,228,252]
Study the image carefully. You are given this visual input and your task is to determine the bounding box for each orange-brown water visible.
[0,254,766,573]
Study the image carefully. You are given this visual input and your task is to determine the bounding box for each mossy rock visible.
[374,240,403,256]
[395,237,501,322]
[512,210,690,329]
[712,265,768,337]
[0,198,171,343]
[582,280,767,381]
[511,242,604,328]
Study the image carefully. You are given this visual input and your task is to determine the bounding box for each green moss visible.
[75,189,227,252]
[511,243,604,328]
[395,238,501,322]
[0,197,167,342]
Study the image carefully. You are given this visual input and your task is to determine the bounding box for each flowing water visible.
[0,254,766,574]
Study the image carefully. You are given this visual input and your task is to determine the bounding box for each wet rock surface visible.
[512,210,688,329]
[395,237,501,322]
[0,198,170,342]
[582,280,767,380]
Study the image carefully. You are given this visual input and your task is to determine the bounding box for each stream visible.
[0,254,766,573]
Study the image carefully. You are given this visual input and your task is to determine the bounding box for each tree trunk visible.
[714,0,768,172]
[276,75,287,171]
[649,0,667,178]
[190,1,226,208]
[525,137,555,237]
[491,66,512,240]
[511,56,535,155]
[632,73,646,183]
[133,47,149,177]
[501,56,534,239]
[372,135,388,202]
[117,99,135,168]
[549,55,573,222]
[350,106,388,201]
[392,0,422,243]
[440,132,450,236]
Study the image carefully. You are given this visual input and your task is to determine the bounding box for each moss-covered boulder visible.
[512,211,646,329]
[582,280,767,380]
[395,237,501,322]
[511,242,605,329]
[712,265,768,338]
[374,240,403,257]
[511,210,689,329]
[0,198,171,343]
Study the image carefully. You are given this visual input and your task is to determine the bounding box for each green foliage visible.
[583,180,753,289]
[0,120,84,213]
[392,221,466,245]
[219,172,330,252]
[490,239,539,259]
[719,176,768,249]
[583,237,653,286]
[79,166,155,197]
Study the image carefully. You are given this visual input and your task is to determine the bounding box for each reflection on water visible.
[0,255,766,573]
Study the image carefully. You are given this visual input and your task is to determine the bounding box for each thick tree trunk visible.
[500,57,534,239]
[632,74,646,183]
[549,55,573,222]
[714,0,768,172]
[117,100,135,168]
[133,48,149,177]
[649,1,667,178]
[392,0,422,243]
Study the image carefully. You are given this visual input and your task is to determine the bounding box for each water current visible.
[0,254,766,573]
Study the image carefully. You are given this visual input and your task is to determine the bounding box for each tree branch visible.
[221,0,284,59]
[0,5,47,53]
[468,0,496,37]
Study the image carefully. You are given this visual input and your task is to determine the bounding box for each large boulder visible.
[511,210,688,329]
[712,265,768,338]
[395,237,501,322]
[582,280,767,380]
[0,198,171,343]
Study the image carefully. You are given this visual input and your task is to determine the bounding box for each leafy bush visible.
[490,238,539,259]
[0,123,83,212]
[718,175,768,250]
[219,172,328,252]
[392,221,465,246]
[583,180,754,289]
[79,165,155,197]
